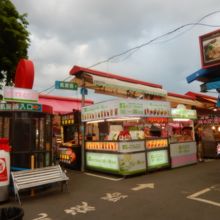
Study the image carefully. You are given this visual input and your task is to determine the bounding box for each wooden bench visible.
[11,165,69,206]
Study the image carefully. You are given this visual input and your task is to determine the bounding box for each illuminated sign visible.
[82,99,171,122]
[3,86,38,103]
[147,150,169,169]
[61,114,74,125]
[118,153,146,175]
[86,152,119,171]
[171,108,197,119]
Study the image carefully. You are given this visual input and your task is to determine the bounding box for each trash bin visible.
[0,207,24,220]
[0,138,11,202]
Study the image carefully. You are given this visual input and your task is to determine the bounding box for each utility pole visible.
[80,76,86,172]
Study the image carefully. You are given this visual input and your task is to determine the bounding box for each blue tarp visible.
[205,80,220,90]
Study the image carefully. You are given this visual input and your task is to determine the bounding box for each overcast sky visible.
[12,0,220,101]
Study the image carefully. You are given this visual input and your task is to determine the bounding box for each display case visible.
[82,99,171,175]
[169,105,197,168]
[58,110,82,170]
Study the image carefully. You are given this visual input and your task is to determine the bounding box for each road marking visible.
[32,213,51,220]
[101,192,128,202]
[187,186,220,207]
[132,183,155,191]
[64,202,95,216]
[85,172,124,181]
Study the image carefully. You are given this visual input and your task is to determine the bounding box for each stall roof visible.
[69,65,167,98]
[69,65,162,88]
[167,92,196,100]
[185,91,217,104]
[39,94,93,114]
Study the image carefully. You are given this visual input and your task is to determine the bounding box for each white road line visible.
[85,172,124,181]
[187,188,211,198]
[187,186,220,208]
[188,197,220,207]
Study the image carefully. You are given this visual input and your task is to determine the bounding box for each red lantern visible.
[14,59,34,89]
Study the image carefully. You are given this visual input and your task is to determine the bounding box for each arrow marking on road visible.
[132,183,155,191]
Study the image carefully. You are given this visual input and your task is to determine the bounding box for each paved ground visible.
[1,159,220,220]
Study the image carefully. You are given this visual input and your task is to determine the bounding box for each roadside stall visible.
[58,110,82,169]
[196,110,220,158]
[0,88,53,169]
[82,99,171,176]
[0,59,54,170]
[169,104,197,168]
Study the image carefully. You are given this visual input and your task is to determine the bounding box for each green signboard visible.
[171,108,197,119]
[86,152,119,172]
[55,81,78,90]
[0,103,42,112]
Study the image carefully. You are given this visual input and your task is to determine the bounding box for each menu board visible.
[143,101,171,117]
[86,152,119,172]
[147,149,169,170]
[146,139,168,149]
[118,152,146,175]
[86,142,119,151]
[82,99,171,122]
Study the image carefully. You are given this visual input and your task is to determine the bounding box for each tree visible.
[0,0,30,87]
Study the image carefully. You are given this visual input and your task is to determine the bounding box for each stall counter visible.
[85,140,146,175]
[170,141,197,168]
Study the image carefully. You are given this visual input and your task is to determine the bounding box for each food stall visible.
[58,110,82,169]
[196,112,220,158]
[0,88,53,169]
[82,99,171,176]
[169,104,197,168]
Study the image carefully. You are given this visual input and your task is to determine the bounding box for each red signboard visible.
[199,29,220,68]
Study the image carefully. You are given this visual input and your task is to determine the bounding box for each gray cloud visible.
[12,0,220,100]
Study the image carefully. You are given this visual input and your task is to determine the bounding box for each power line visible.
[39,11,220,94]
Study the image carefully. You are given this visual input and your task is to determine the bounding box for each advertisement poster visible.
[200,29,220,68]
[147,150,169,170]
[86,152,119,172]
[118,152,146,175]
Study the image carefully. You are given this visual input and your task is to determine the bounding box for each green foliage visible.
[0,0,30,87]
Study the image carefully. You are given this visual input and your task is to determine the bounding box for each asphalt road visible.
[1,159,220,220]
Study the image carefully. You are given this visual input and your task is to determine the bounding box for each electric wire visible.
[38,11,220,94]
